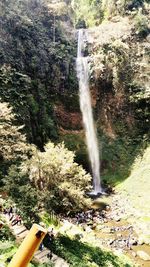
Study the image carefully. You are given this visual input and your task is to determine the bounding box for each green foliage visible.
[3,140,91,220]
[0,240,17,267]
[59,93,80,112]
[0,101,29,162]
[50,235,132,267]
[30,262,54,267]
[0,223,15,242]
[101,0,118,18]
[0,65,58,149]
[91,40,132,93]
[134,10,149,37]
[0,0,77,149]
[71,0,103,27]
[89,15,149,186]
[99,128,149,186]
[129,82,150,137]
[0,100,31,187]
[59,133,89,170]
[21,141,92,213]
[5,165,40,227]
[0,239,53,267]
[41,211,60,227]
[101,0,148,18]
[125,0,146,10]
[71,0,149,24]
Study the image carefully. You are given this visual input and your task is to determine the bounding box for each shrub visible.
[134,10,149,37]
[0,223,15,241]
[5,166,40,228]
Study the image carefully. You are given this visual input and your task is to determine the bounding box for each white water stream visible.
[76,29,102,194]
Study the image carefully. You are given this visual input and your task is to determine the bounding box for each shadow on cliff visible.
[100,133,148,187]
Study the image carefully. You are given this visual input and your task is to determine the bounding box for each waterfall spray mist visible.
[76,29,102,194]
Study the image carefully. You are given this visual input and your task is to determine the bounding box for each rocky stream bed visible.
[62,193,150,267]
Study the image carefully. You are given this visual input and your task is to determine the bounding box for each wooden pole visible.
[8,224,47,267]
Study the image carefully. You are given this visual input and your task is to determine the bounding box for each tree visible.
[0,101,29,162]
[21,141,92,213]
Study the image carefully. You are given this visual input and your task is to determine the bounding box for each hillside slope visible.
[111,146,150,244]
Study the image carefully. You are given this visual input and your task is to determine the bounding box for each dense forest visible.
[0,0,150,266]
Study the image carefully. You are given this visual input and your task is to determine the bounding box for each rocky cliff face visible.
[87,15,150,135]
[86,11,150,182]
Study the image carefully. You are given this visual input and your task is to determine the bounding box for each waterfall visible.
[76,29,102,194]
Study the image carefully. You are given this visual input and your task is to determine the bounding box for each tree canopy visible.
[21,141,92,212]
[0,101,29,162]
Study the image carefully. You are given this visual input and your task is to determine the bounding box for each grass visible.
[50,235,134,267]
[0,219,54,267]
[40,211,60,228]
[116,145,150,243]
[0,241,17,266]
[117,146,150,213]
[0,240,54,267]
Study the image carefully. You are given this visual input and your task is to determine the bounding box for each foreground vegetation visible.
[0,211,134,267]
[116,146,150,244]
[0,240,53,267]
[0,101,92,226]
[50,235,133,267]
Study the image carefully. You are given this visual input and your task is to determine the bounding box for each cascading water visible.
[76,29,102,194]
